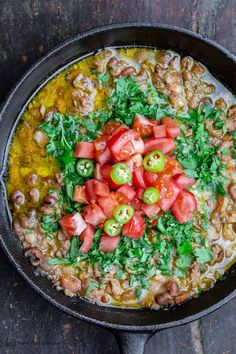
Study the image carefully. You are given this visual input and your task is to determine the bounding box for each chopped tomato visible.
[171,190,197,223]
[85,180,97,202]
[100,165,120,189]
[141,203,161,219]
[156,178,181,211]
[59,213,87,238]
[135,187,145,200]
[133,169,147,189]
[108,129,144,161]
[114,191,130,204]
[124,154,143,172]
[73,142,95,159]
[130,198,143,211]
[94,136,112,165]
[83,204,106,225]
[102,121,122,135]
[117,185,136,201]
[132,114,155,137]
[122,213,146,240]
[153,125,167,138]
[72,185,88,204]
[98,193,119,218]
[161,116,180,138]
[79,224,95,253]
[99,233,121,252]
[94,180,110,197]
[95,163,102,180]
[144,138,176,154]
[173,173,196,189]
[144,171,159,187]
[157,155,183,180]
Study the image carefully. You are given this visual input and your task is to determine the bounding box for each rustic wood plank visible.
[0,1,235,353]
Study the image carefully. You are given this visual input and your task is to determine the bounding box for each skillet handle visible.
[112,330,156,354]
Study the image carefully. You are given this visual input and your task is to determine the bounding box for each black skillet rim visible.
[0,23,236,331]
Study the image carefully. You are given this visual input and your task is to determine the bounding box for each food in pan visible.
[7,48,236,309]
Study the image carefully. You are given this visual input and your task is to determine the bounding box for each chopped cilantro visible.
[194,246,213,264]
[176,105,227,195]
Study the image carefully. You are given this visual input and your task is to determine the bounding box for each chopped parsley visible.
[176,106,227,195]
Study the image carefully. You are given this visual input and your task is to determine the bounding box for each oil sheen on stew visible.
[7,48,236,309]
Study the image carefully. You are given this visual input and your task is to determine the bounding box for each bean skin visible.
[155,292,174,305]
[228,183,236,202]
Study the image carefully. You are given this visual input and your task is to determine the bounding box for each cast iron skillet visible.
[0,23,236,354]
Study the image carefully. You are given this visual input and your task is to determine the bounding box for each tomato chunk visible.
[98,193,119,218]
[133,169,147,189]
[108,129,144,161]
[161,116,180,138]
[153,125,167,138]
[73,185,88,204]
[171,190,197,223]
[141,203,161,219]
[99,233,121,252]
[85,180,97,202]
[124,154,143,172]
[79,224,95,253]
[135,187,145,200]
[132,114,155,137]
[173,173,196,189]
[100,165,120,189]
[94,136,112,165]
[59,213,87,238]
[144,138,176,154]
[73,142,95,159]
[156,178,181,211]
[102,121,122,135]
[83,204,106,225]
[144,171,159,187]
[95,163,102,180]
[117,185,136,201]
[94,180,110,197]
[157,155,183,180]
[122,213,146,240]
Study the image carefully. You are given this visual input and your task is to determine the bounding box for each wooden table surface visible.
[0,1,236,353]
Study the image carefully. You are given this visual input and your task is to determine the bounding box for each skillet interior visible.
[0,23,236,331]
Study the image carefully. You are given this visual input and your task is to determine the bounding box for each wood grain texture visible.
[0,0,236,353]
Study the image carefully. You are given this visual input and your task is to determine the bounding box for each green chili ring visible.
[104,218,122,236]
[76,159,94,177]
[111,163,132,185]
[114,204,134,224]
[143,187,160,205]
[143,150,165,173]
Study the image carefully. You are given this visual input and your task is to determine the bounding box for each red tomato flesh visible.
[99,233,121,252]
[94,136,112,165]
[141,203,161,219]
[124,154,143,172]
[94,180,110,197]
[72,185,88,204]
[108,129,144,161]
[85,180,97,202]
[83,204,106,225]
[153,125,167,138]
[156,178,181,211]
[98,193,119,218]
[133,169,147,189]
[79,224,95,253]
[117,185,136,201]
[144,171,159,187]
[122,213,146,239]
[144,138,176,154]
[59,213,87,238]
[161,116,180,138]
[73,142,95,159]
[173,173,196,189]
[171,190,197,223]
[132,114,155,137]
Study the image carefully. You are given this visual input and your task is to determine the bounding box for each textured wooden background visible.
[0,1,236,353]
